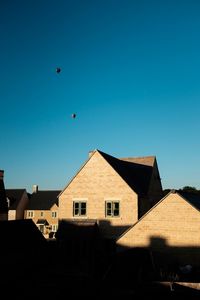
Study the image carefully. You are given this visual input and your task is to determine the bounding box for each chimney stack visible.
[32,185,38,193]
[0,169,8,220]
[0,170,4,180]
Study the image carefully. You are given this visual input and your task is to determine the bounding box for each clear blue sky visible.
[1,0,200,193]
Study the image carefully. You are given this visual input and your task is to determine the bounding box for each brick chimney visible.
[0,170,8,220]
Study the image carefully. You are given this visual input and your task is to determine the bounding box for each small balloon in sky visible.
[71,113,76,119]
[56,67,61,73]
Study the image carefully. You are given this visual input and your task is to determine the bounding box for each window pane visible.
[81,202,86,209]
[113,202,119,216]
[53,212,57,218]
[73,202,79,216]
[80,202,86,215]
[74,202,79,209]
[114,202,119,209]
[39,225,44,233]
[74,207,79,216]
[81,207,86,215]
[106,202,112,216]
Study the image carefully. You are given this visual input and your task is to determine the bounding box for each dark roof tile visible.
[6,189,27,209]
[178,191,200,210]
[98,150,154,196]
[27,190,61,210]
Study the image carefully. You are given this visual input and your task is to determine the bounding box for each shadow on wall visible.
[1,220,200,298]
[107,236,200,288]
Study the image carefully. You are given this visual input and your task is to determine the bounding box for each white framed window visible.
[51,224,58,232]
[105,201,120,217]
[52,211,57,218]
[38,224,44,233]
[73,201,87,217]
[40,211,44,217]
[27,211,34,218]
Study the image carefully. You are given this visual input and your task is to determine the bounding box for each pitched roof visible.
[177,191,200,210]
[117,190,200,242]
[0,170,8,213]
[59,149,158,198]
[98,150,155,196]
[0,219,46,247]
[36,219,49,225]
[56,219,99,240]
[6,189,27,209]
[120,156,155,167]
[27,190,61,210]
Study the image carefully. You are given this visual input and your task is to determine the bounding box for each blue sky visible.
[1,0,200,192]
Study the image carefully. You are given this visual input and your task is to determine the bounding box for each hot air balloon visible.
[71,113,76,119]
[56,67,61,73]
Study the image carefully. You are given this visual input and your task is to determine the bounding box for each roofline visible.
[58,149,99,198]
[59,149,140,198]
[116,189,200,242]
[97,150,138,195]
[31,189,61,192]
[119,155,156,166]
[98,150,142,195]
[6,188,26,191]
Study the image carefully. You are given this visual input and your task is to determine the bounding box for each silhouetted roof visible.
[178,191,200,210]
[99,150,155,196]
[6,189,27,209]
[0,219,46,247]
[0,171,7,213]
[27,190,61,210]
[36,219,49,225]
[56,219,99,240]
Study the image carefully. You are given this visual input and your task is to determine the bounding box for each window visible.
[52,211,57,218]
[105,201,120,217]
[27,211,34,218]
[73,201,87,217]
[51,224,58,232]
[38,224,44,234]
[40,211,44,217]
[7,198,10,208]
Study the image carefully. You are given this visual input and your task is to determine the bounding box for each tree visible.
[179,186,200,194]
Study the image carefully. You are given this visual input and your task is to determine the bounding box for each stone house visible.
[24,185,61,238]
[6,189,30,220]
[116,190,200,266]
[58,149,163,240]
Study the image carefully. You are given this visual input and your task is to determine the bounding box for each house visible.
[0,170,8,220]
[116,190,200,266]
[24,185,61,238]
[0,219,47,289]
[58,149,163,240]
[6,189,30,220]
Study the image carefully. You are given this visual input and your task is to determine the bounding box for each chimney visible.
[0,169,8,220]
[0,170,4,180]
[88,150,95,158]
[32,185,38,193]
